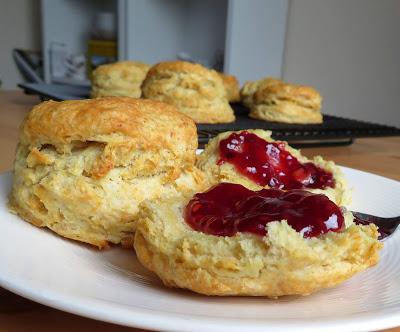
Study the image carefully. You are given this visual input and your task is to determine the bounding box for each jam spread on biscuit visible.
[185,183,344,238]
[218,131,334,189]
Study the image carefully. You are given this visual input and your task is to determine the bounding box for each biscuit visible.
[219,73,240,103]
[196,130,350,206]
[91,61,150,98]
[141,61,235,124]
[134,193,381,297]
[9,97,205,249]
[251,82,323,124]
[240,77,282,108]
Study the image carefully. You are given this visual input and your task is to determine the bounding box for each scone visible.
[8,97,205,249]
[219,73,240,103]
[141,61,235,124]
[196,130,350,206]
[91,61,151,98]
[135,183,382,297]
[240,77,282,108]
[251,82,323,124]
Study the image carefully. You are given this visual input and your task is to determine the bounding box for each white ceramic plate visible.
[0,168,399,332]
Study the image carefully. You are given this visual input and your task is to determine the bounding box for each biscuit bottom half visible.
[135,197,382,297]
[9,142,205,249]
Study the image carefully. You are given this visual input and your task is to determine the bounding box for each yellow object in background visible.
[87,39,117,79]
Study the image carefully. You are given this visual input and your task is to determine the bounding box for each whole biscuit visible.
[141,61,235,124]
[91,61,150,98]
[9,97,205,248]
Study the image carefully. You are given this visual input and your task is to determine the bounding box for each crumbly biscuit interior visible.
[10,138,204,248]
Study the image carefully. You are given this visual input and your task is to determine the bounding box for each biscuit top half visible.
[19,97,198,165]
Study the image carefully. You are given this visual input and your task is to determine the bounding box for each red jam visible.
[185,183,344,238]
[218,131,335,189]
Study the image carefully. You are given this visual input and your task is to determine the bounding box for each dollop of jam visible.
[185,183,344,238]
[218,131,335,189]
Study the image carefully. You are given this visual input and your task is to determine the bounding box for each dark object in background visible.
[197,104,400,148]
[13,49,44,83]
[18,83,90,101]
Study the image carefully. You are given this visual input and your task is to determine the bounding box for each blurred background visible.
[0,0,399,126]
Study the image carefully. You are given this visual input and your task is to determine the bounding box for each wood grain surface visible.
[0,91,399,332]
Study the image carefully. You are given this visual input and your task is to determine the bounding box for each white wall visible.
[41,0,117,82]
[124,0,186,64]
[124,0,227,68]
[0,0,41,89]
[283,0,400,126]
[183,0,227,68]
[224,0,289,84]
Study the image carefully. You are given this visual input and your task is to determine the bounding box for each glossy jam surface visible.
[218,131,335,189]
[185,183,344,238]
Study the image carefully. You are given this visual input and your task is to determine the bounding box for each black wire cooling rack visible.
[197,104,400,148]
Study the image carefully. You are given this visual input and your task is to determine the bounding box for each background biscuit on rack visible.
[141,61,235,124]
[91,61,151,98]
[240,77,282,108]
[219,73,240,103]
[250,81,323,124]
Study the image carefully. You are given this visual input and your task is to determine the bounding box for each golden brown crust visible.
[9,97,206,249]
[196,130,351,206]
[219,73,240,103]
[91,61,150,98]
[134,196,382,297]
[93,61,149,76]
[20,97,197,167]
[145,61,213,77]
[141,61,235,124]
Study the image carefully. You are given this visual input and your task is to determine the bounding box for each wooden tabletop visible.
[0,90,399,332]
